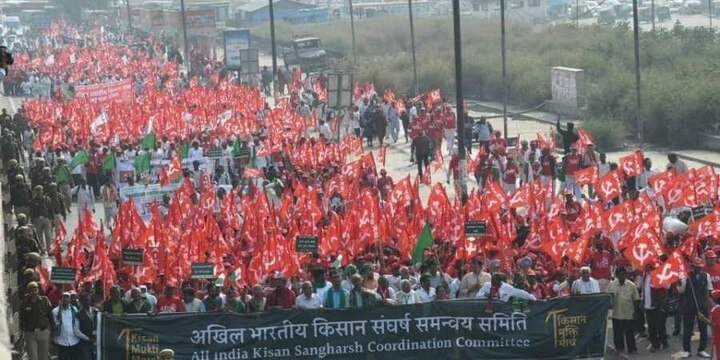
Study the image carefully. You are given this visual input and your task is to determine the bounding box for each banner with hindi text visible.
[98,294,610,360]
[74,79,133,103]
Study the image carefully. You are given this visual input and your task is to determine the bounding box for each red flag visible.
[619,150,644,177]
[665,177,696,209]
[160,155,183,186]
[573,166,598,187]
[566,236,590,265]
[594,171,622,202]
[623,231,664,269]
[649,170,674,198]
[51,220,66,265]
[650,251,687,288]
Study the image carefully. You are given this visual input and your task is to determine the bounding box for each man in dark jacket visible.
[678,257,712,358]
[20,282,55,360]
[373,107,388,147]
[76,294,97,360]
[29,185,53,255]
[10,174,31,216]
[411,131,432,177]
[556,120,579,154]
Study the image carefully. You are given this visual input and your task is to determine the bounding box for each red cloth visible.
[563,201,582,223]
[540,156,556,176]
[503,162,519,184]
[564,154,582,175]
[531,283,549,300]
[449,155,460,180]
[156,295,185,313]
[590,250,613,280]
[707,263,720,290]
[710,304,720,357]
[266,288,296,309]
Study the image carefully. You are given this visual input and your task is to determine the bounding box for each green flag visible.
[231,138,242,158]
[133,153,151,175]
[69,150,89,170]
[101,152,116,172]
[141,132,156,150]
[411,222,434,266]
[180,143,189,159]
[55,165,71,184]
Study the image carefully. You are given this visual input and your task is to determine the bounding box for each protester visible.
[678,257,712,358]
[606,267,640,355]
[295,281,323,309]
[571,267,600,294]
[53,292,90,360]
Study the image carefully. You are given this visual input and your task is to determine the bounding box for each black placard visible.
[122,248,144,266]
[692,206,711,220]
[295,236,319,253]
[191,263,215,279]
[51,266,76,284]
[236,148,251,159]
[507,137,520,148]
[465,221,487,237]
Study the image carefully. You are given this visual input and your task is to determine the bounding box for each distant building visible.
[471,0,548,23]
[234,0,327,25]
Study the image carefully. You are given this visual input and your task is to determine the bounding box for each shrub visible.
[580,117,630,150]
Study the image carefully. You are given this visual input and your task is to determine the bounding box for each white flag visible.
[216,110,233,126]
[90,112,108,135]
[145,116,155,135]
[44,54,55,66]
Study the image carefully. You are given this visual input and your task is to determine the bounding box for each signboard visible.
[328,73,354,108]
[186,9,215,28]
[98,294,611,360]
[224,29,251,70]
[507,137,519,148]
[236,148,251,159]
[550,67,584,116]
[239,49,260,74]
[122,249,144,266]
[191,262,215,279]
[50,267,76,284]
[74,79,133,103]
[119,184,180,221]
[464,221,487,237]
[295,236,319,253]
[692,206,712,220]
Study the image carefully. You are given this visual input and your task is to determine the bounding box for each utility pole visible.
[269,0,278,86]
[126,0,132,29]
[651,0,656,31]
[710,0,714,29]
[500,0,508,139]
[452,0,468,203]
[408,0,418,94]
[576,0,579,27]
[180,0,190,75]
[632,0,644,147]
[349,0,358,65]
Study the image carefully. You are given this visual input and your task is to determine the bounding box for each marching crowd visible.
[4,18,720,360]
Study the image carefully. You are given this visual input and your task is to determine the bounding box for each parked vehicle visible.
[598,8,617,24]
[283,37,327,72]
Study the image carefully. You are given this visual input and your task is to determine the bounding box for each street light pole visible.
[408,0,418,95]
[500,0,508,139]
[349,0,358,65]
[651,0,656,31]
[180,0,190,75]
[269,0,278,84]
[452,0,468,203]
[632,0,644,147]
[126,0,132,29]
[710,0,714,29]
[576,0,579,27]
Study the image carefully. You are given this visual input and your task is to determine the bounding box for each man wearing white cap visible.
[52,292,91,359]
[159,349,175,360]
[571,267,600,295]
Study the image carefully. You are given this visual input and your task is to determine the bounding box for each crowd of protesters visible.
[4,17,720,360]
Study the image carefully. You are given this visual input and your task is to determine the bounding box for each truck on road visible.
[283,37,327,72]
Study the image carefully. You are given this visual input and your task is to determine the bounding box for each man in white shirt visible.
[667,153,688,173]
[53,292,90,359]
[635,157,655,191]
[188,141,204,160]
[318,120,333,140]
[571,266,600,294]
[395,280,421,305]
[295,281,322,309]
[476,273,537,302]
[416,274,436,303]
